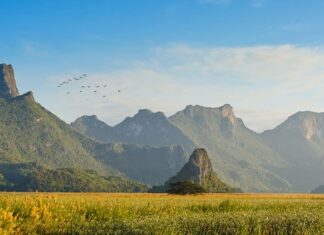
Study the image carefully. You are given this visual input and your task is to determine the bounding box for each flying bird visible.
[66,92,70,94]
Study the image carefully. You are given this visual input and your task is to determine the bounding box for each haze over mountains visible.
[1,63,323,192]
[73,104,324,192]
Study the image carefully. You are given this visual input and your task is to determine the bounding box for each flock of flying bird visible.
[57,74,121,99]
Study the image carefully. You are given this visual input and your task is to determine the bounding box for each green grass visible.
[0,193,322,234]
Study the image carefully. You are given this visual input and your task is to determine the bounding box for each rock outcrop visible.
[160,148,237,193]
[0,64,20,98]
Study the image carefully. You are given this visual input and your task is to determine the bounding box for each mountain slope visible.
[262,111,324,191]
[0,93,186,186]
[0,92,113,174]
[72,110,195,152]
[87,143,187,185]
[0,162,147,192]
[0,63,187,188]
[169,104,291,192]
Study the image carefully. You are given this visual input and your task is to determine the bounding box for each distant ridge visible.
[72,109,195,152]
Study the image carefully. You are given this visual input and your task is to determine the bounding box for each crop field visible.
[0,193,323,234]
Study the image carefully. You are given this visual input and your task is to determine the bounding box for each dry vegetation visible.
[0,193,323,234]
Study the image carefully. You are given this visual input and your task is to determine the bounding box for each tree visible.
[167,181,206,195]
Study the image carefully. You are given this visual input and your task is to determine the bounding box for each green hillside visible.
[262,111,324,192]
[0,93,111,173]
[88,143,187,185]
[0,162,147,192]
[169,105,291,192]
[0,94,187,186]
[0,63,188,189]
[73,104,294,192]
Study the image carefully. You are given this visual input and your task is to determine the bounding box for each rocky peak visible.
[162,148,235,192]
[168,148,214,185]
[136,109,154,116]
[219,104,234,117]
[0,64,20,98]
[279,111,324,140]
[187,148,213,183]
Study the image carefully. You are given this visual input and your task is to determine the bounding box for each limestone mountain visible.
[0,64,19,98]
[74,104,292,192]
[0,64,186,189]
[169,105,290,192]
[71,115,113,142]
[72,110,195,152]
[262,111,324,192]
[156,148,236,193]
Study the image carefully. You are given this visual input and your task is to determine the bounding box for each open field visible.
[0,193,323,234]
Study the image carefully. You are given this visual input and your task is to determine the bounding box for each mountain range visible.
[72,105,324,192]
[1,63,323,192]
[0,63,186,191]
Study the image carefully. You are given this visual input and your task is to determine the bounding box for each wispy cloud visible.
[21,40,51,57]
[45,44,324,132]
[251,0,265,8]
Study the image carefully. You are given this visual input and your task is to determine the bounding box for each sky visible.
[1,0,324,132]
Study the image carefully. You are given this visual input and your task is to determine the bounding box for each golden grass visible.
[0,193,323,234]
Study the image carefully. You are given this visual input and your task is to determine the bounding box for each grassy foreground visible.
[0,193,323,234]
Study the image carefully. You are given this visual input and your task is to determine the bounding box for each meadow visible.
[0,193,323,234]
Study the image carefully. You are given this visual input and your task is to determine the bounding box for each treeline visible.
[0,163,147,192]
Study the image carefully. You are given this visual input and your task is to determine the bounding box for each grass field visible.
[0,193,323,234]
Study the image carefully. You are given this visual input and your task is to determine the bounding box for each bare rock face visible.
[162,148,235,192]
[183,148,213,184]
[0,64,20,98]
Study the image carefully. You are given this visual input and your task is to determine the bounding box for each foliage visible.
[0,193,322,234]
[0,163,148,192]
[167,181,206,195]
[0,96,187,187]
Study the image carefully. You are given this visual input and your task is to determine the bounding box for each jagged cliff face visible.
[185,148,213,184]
[273,111,324,140]
[164,148,235,192]
[0,64,19,98]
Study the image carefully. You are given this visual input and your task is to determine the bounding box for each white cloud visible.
[43,44,324,132]
[21,40,51,57]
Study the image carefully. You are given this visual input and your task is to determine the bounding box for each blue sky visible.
[1,0,324,131]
